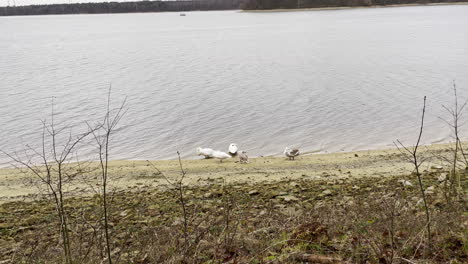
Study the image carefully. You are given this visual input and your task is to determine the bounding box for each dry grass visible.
[0,168,466,263]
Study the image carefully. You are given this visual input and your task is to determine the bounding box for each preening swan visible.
[228,143,238,156]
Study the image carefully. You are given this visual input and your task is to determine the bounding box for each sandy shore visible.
[0,143,454,203]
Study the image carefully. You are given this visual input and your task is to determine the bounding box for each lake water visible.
[1,5,468,164]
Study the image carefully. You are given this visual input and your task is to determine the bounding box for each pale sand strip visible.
[0,142,454,203]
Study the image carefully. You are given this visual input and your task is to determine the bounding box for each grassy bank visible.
[0,170,466,263]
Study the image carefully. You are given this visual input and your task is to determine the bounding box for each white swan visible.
[212,150,231,162]
[228,143,238,156]
[284,147,300,160]
[196,147,214,159]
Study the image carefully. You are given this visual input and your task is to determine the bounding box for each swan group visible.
[196,144,300,163]
[197,144,238,163]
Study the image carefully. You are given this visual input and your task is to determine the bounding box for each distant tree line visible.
[0,0,464,16]
[0,0,240,16]
[240,0,465,9]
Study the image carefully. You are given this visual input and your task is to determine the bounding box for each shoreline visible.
[0,142,456,203]
[1,141,466,262]
[241,2,468,13]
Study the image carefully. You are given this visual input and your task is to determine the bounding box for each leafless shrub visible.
[394,96,432,253]
[147,152,192,260]
[87,87,127,264]
[1,100,94,264]
[439,81,468,200]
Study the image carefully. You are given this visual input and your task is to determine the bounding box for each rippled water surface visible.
[1,5,468,163]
